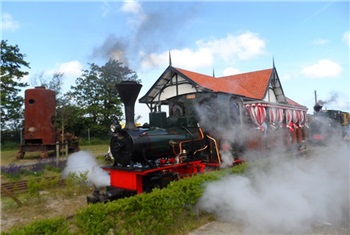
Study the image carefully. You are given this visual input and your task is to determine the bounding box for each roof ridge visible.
[218,67,273,79]
[175,66,273,78]
[174,67,214,79]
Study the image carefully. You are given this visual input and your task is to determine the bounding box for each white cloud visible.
[312,38,329,45]
[41,61,83,92]
[223,67,240,76]
[140,48,213,70]
[121,0,142,14]
[121,0,147,26]
[198,32,266,61]
[39,60,82,82]
[21,73,31,84]
[51,61,83,77]
[343,31,350,46]
[1,13,20,31]
[301,59,342,78]
[140,32,265,70]
[280,73,291,81]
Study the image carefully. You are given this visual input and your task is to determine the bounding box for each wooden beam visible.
[1,185,23,207]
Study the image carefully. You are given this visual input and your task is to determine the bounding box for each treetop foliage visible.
[1,40,30,130]
[65,59,140,137]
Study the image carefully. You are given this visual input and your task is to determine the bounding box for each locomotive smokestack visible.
[116,81,142,130]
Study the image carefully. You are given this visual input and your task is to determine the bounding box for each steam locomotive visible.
[308,103,350,144]
[87,80,307,203]
[88,81,247,203]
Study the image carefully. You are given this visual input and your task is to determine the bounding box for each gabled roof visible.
[139,65,305,110]
[176,67,273,100]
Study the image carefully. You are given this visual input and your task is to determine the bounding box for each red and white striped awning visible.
[244,102,307,130]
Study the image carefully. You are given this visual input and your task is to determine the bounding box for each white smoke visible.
[61,151,110,188]
[198,144,349,234]
[194,95,246,168]
[220,150,234,168]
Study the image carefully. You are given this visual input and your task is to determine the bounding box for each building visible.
[139,62,308,149]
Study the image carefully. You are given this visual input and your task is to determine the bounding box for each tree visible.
[0,40,30,131]
[67,59,140,137]
[30,71,65,106]
[98,59,140,127]
[56,100,86,137]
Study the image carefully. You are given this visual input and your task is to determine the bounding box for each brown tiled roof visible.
[175,67,273,99]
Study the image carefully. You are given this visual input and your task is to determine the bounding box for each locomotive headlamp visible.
[110,124,118,133]
[110,118,121,133]
[111,124,116,132]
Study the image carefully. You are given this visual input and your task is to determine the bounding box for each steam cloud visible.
[194,94,349,234]
[92,2,200,67]
[92,35,128,65]
[198,145,349,234]
[194,96,246,168]
[61,151,110,188]
[317,92,338,106]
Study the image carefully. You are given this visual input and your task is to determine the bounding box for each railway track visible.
[1,177,65,195]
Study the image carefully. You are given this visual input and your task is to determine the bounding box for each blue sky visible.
[2,0,349,123]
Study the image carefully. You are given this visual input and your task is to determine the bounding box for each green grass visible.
[0,144,109,166]
[80,144,109,157]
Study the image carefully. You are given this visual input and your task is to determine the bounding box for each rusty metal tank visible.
[23,86,56,145]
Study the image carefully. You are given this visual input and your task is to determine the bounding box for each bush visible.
[62,171,90,196]
[3,163,248,234]
[27,176,61,195]
[2,217,69,235]
[74,163,248,234]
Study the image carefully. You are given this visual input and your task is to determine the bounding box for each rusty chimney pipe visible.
[115,81,142,130]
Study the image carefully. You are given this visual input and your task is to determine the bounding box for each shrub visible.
[62,171,90,197]
[2,217,69,235]
[27,176,61,195]
[3,163,248,234]
[74,163,248,234]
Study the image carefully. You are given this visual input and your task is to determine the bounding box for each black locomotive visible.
[87,81,245,203]
[109,81,244,167]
